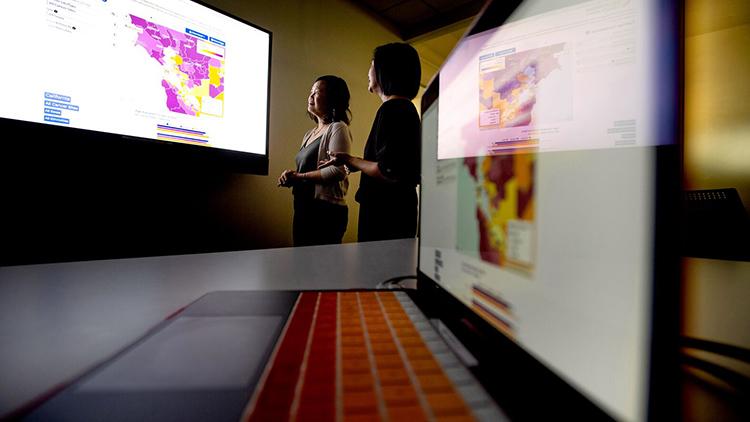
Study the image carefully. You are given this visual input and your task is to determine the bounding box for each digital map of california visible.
[130,15,225,117]
[459,153,536,272]
[479,44,564,128]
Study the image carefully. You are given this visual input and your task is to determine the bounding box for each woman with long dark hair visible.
[278,75,353,246]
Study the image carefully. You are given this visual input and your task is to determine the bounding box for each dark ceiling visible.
[348,0,485,40]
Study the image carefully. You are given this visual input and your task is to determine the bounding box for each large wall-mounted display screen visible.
[0,0,270,162]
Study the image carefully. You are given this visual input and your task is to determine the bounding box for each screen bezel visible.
[0,0,272,175]
[415,0,683,419]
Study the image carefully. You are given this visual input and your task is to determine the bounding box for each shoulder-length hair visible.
[373,43,421,100]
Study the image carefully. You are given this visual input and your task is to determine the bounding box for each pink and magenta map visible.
[130,14,225,117]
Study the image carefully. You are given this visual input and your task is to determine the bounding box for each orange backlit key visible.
[395,327,420,338]
[343,375,376,392]
[378,368,410,386]
[426,392,469,416]
[341,336,366,347]
[342,346,368,360]
[409,359,442,375]
[341,327,364,337]
[384,306,403,312]
[342,359,372,374]
[381,385,419,407]
[386,406,429,422]
[374,354,404,369]
[417,374,454,393]
[343,392,379,415]
[368,332,393,343]
[366,323,389,334]
[404,346,433,360]
[343,414,381,422]
[399,336,425,347]
[371,342,399,355]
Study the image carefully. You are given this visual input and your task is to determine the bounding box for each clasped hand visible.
[277,169,298,187]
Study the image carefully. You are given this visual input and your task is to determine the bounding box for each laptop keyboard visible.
[243,291,504,421]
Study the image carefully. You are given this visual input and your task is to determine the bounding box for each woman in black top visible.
[319,43,421,241]
[278,75,353,246]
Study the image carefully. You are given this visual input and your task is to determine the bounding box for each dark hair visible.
[308,75,352,125]
[372,43,421,99]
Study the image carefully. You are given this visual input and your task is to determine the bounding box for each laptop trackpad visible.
[78,316,283,391]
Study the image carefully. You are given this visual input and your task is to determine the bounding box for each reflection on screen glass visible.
[421,0,677,420]
[438,0,666,159]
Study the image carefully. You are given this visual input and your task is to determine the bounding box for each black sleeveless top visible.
[292,136,321,199]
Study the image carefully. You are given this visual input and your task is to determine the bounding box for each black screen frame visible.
[0,0,272,176]
[415,0,684,419]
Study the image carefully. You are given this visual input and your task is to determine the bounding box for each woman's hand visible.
[318,151,352,169]
[277,169,299,187]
